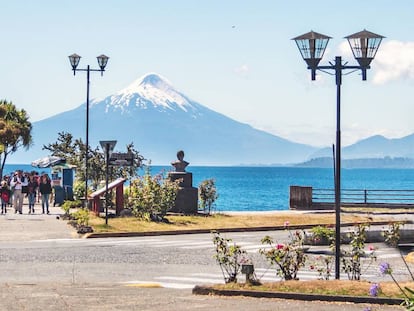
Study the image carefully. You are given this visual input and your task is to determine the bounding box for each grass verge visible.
[212,280,414,299]
[88,212,381,233]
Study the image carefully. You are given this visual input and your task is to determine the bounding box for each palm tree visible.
[0,100,33,179]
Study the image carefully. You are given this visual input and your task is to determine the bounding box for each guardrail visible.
[289,185,414,210]
[313,188,414,204]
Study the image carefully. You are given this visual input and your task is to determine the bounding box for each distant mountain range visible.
[296,157,414,169]
[309,134,414,159]
[8,73,414,167]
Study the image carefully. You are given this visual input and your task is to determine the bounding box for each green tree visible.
[0,100,33,179]
[198,178,218,214]
[43,132,144,192]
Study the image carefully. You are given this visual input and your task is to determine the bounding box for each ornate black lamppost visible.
[293,30,384,279]
[68,54,109,206]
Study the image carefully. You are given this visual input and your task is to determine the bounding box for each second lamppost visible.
[293,29,384,279]
[68,54,109,206]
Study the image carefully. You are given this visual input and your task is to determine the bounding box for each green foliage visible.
[212,231,248,283]
[43,132,144,192]
[198,178,218,214]
[0,100,33,179]
[382,222,403,247]
[128,168,180,220]
[341,223,376,280]
[73,180,86,200]
[259,230,307,281]
[72,208,90,226]
[309,255,334,280]
[61,200,83,215]
[309,225,335,246]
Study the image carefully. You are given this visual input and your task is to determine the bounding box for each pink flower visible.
[276,243,285,250]
[369,245,375,251]
[284,221,290,227]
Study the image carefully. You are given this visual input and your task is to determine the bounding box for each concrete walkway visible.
[0,201,76,241]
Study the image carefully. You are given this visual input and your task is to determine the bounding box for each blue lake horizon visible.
[3,164,414,212]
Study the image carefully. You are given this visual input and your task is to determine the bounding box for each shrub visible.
[341,223,376,280]
[212,231,248,283]
[72,208,90,227]
[382,222,404,247]
[199,179,218,215]
[128,168,180,220]
[260,229,307,281]
[308,225,335,246]
[61,200,83,216]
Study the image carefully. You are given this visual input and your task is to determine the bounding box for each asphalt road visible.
[0,203,410,310]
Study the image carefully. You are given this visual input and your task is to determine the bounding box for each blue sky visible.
[1,1,413,147]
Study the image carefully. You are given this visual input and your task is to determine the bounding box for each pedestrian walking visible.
[4,174,13,208]
[27,173,39,214]
[39,173,52,214]
[10,170,28,214]
[0,180,10,214]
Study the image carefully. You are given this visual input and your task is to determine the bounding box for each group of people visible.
[0,170,53,214]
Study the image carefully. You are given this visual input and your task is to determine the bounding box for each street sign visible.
[109,152,134,166]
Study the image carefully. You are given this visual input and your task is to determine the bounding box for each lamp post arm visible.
[309,64,370,81]
[72,68,106,73]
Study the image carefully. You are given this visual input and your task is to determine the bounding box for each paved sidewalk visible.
[0,201,76,241]
[0,283,404,311]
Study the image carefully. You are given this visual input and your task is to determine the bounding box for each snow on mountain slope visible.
[97,73,198,115]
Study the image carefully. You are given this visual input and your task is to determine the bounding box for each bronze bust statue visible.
[171,150,189,172]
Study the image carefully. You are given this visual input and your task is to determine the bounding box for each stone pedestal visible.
[168,172,198,214]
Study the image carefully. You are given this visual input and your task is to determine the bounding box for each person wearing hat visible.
[10,170,28,214]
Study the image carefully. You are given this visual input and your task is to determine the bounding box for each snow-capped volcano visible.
[101,73,196,114]
[10,73,318,165]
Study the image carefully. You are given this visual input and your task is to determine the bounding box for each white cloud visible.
[233,64,250,77]
[372,40,414,84]
[328,40,414,85]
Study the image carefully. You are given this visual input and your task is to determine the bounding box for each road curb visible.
[84,220,409,239]
[192,285,404,305]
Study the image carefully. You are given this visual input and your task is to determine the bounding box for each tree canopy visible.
[43,131,145,191]
[0,100,32,179]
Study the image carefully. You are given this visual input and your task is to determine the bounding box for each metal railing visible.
[312,188,414,205]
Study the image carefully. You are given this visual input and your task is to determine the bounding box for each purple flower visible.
[379,262,392,275]
[363,307,372,311]
[369,283,380,297]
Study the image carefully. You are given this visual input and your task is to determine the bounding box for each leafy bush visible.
[382,222,403,247]
[72,208,90,227]
[73,180,86,201]
[309,225,335,246]
[128,168,180,220]
[212,231,248,283]
[341,223,376,280]
[260,230,307,281]
[61,200,83,215]
[199,179,218,215]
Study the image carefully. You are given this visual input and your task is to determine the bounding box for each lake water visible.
[4,164,414,212]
